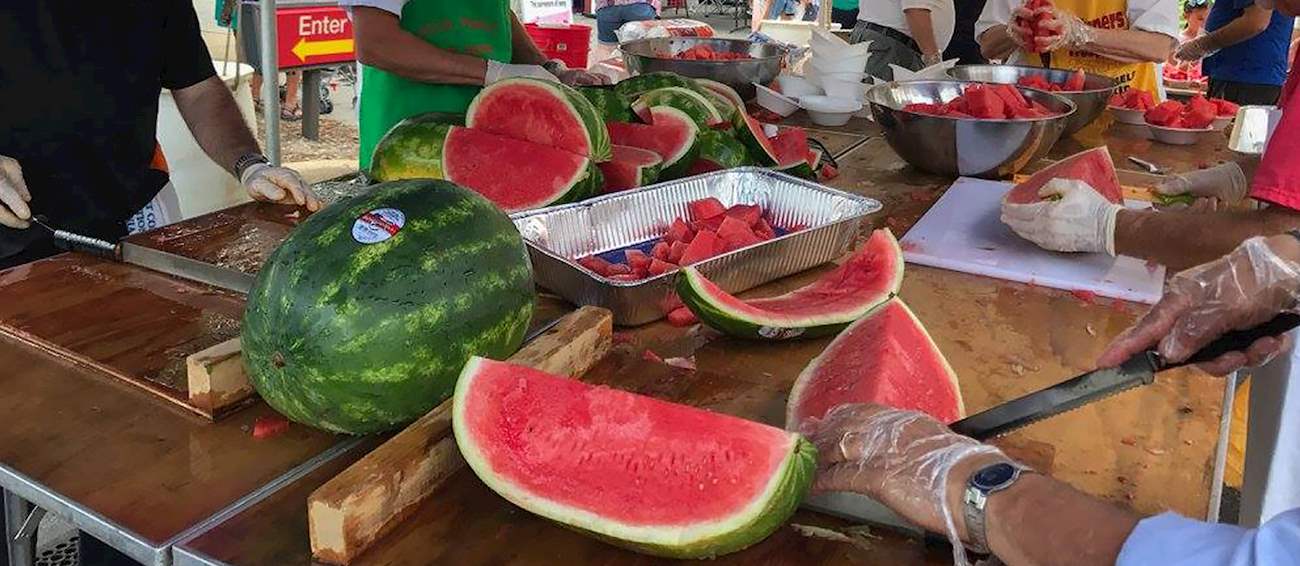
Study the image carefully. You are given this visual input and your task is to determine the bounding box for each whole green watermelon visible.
[242,180,535,434]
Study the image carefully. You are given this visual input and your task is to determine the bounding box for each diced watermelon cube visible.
[725,204,763,226]
[754,218,777,240]
[608,273,642,282]
[903,102,943,115]
[1144,100,1183,126]
[679,230,719,265]
[687,197,727,221]
[606,263,632,275]
[1063,70,1086,92]
[721,228,763,250]
[648,258,677,276]
[651,242,671,261]
[991,85,1030,116]
[1130,90,1155,111]
[1187,94,1216,118]
[577,255,614,276]
[690,215,725,234]
[1183,105,1216,129]
[716,215,753,240]
[964,85,1006,119]
[666,307,698,327]
[665,218,694,244]
[668,241,687,263]
[819,163,839,180]
[625,249,651,272]
[1213,98,1239,117]
[1108,93,1125,107]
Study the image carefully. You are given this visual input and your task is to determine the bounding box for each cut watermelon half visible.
[467,78,612,162]
[598,145,664,194]
[607,106,700,180]
[786,298,965,429]
[676,229,904,340]
[733,112,781,166]
[444,127,600,212]
[452,357,815,559]
[1005,147,1123,205]
[633,87,725,128]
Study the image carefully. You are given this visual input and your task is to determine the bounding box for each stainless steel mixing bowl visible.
[947,65,1117,137]
[620,38,786,100]
[865,80,1076,179]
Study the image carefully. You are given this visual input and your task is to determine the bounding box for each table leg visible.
[3,489,37,566]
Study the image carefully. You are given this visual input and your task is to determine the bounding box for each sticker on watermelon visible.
[1004,147,1123,205]
[452,357,816,559]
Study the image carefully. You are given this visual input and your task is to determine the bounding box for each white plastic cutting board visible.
[900,177,1165,304]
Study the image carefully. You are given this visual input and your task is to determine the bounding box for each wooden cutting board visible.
[121,202,305,276]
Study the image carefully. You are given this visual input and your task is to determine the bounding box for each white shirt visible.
[1117,509,1300,566]
[857,0,956,53]
[337,0,408,16]
[974,0,1180,58]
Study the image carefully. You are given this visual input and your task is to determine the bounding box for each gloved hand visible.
[1000,178,1124,255]
[484,60,560,85]
[1155,162,1249,204]
[1032,7,1099,52]
[0,155,32,229]
[553,67,612,86]
[1173,35,1220,64]
[1097,235,1300,375]
[241,163,322,211]
[921,51,944,67]
[804,403,1006,566]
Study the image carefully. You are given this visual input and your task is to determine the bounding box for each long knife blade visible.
[120,242,257,294]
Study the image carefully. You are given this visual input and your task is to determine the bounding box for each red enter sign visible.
[276,6,355,69]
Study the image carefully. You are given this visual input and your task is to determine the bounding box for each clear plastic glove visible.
[484,60,559,85]
[553,67,611,86]
[240,163,322,212]
[1000,178,1124,255]
[1097,235,1300,375]
[1155,162,1249,204]
[1007,7,1041,51]
[1173,35,1220,64]
[0,155,32,229]
[1033,8,1099,52]
[804,403,1006,566]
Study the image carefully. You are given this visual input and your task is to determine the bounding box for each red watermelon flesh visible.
[626,249,652,272]
[1213,98,1240,117]
[651,241,671,261]
[443,127,595,212]
[598,145,663,194]
[785,298,965,428]
[648,257,677,276]
[680,230,720,265]
[726,204,762,226]
[452,357,814,558]
[1062,70,1086,92]
[466,79,604,159]
[665,217,694,243]
[668,241,687,263]
[606,107,697,169]
[735,113,781,166]
[769,128,811,168]
[1144,100,1183,126]
[689,197,727,221]
[1004,147,1123,205]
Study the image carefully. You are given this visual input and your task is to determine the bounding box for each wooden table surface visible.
[174,123,1226,565]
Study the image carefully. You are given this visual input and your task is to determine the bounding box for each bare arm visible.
[979,25,1021,60]
[1202,5,1275,48]
[509,11,549,65]
[352,6,487,85]
[903,8,942,60]
[1115,207,1300,271]
[170,75,261,175]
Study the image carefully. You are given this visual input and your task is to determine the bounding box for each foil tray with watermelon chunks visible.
[509,167,881,326]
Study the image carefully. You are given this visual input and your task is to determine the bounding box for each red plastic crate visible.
[525,23,593,70]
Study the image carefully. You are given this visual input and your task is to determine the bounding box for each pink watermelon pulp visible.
[452,357,815,559]
[769,128,810,169]
[733,112,781,166]
[676,229,904,340]
[1005,147,1123,205]
[786,298,965,429]
[607,106,699,179]
[597,145,663,194]
[444,127,598,212]
[466,78,612,162]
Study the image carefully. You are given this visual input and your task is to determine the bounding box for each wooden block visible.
[186,337,255,418]
[307,306,614,564]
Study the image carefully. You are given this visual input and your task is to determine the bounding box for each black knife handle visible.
[1169,312,1300,369]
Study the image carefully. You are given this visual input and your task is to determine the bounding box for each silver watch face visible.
[972,462,1019,492]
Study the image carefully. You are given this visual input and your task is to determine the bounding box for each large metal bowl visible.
[947,65,1117,137]
[621,38,786,100]
[865,80,1076,179]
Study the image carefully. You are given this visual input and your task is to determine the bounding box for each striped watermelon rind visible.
[368,119,457,182]
[693,78,745,123]
[694,130,753,170]
[733,112,781,166]
[676,229,904,340]
[578,86,635,123]
[633,87,725,128]
[613,72,699,99]
[242,180,535,434]
[467,78,612,162]
[452,357,816,559]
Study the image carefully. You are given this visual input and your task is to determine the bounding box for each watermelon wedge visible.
[733,113,781,166]
[443,127,600,212]
[786,298,965,429]
[453,357,815,559]
[1005,147,1123,205]
[613,72,699,99]
[607,106,700,180]
[676,229,904,340]
[467,78,612,162]
[578,86,634,122]
[693,78,745,122]
[633,87,726,128]
[598,145,664,194]
[687,130,752,174]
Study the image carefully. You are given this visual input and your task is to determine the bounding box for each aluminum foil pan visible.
[511,167,882,326]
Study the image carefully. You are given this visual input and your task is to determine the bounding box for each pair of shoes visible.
[281,104,303,121]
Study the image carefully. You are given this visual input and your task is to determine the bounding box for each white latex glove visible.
[804,403,1007,566]
[1000,178,1124,255]
[0,155,32,229]
[484,60,560,85]
[1033,8,1099,52]
[1155,162,1249,204]
[1098,235,1300,375]
[553,67,612,86]
[240,163,322,212]
[1173,35,1220,64]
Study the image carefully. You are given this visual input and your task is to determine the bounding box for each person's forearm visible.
[978,26,1020,61]
[171,76,261,176]
[903,9,941,58]
[1083,28,1175,63]
[984,474,1140,566]
[353,7,487,85]
[1205,6,1274,50]
[510,12,549,65]
[1115,207,1300,270]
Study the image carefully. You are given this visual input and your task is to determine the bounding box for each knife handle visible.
[51,230,120,261]
[1169,312,1300,368]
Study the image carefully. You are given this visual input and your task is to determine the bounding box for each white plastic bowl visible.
[799,95,863,126]
[1212,115,1234,131]
[1108,106,1146,125]
[774,74,823,98]
[821,76,865,101]
[754,83,801,117]
[812,53,871,75]
[1148,123,1213,145]
[808,60,868,81]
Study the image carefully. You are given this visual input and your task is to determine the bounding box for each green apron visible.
[358,0,513,170]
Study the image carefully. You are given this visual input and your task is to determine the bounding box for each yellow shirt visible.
[1025,0,1161,98]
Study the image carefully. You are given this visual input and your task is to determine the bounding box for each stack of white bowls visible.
[798,28,869,123]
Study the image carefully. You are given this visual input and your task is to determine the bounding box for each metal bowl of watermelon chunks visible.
[865,80,1076,179]
[511,167,881,326]
[621,38,786,100]
[947,64,1118,136]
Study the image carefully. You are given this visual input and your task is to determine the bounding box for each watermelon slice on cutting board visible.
[452,357,816,559]
[676,229,905,340]
[467,78,612,162]
[598,145,664,194]
[607,106,700,180]
[1004,147,1123,205]
[786,298,965,428]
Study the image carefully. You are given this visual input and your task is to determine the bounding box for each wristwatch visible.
[962,461,1032,554]
[541,59,568,74]
[233,152,269,180]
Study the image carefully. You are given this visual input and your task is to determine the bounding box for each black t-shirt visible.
[0,1,216,257]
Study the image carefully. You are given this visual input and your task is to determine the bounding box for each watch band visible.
[541,59,567,74]
[962,461,1032,554]
[234,152,269,180]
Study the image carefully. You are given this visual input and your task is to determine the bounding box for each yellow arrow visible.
[291,37,354,63]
